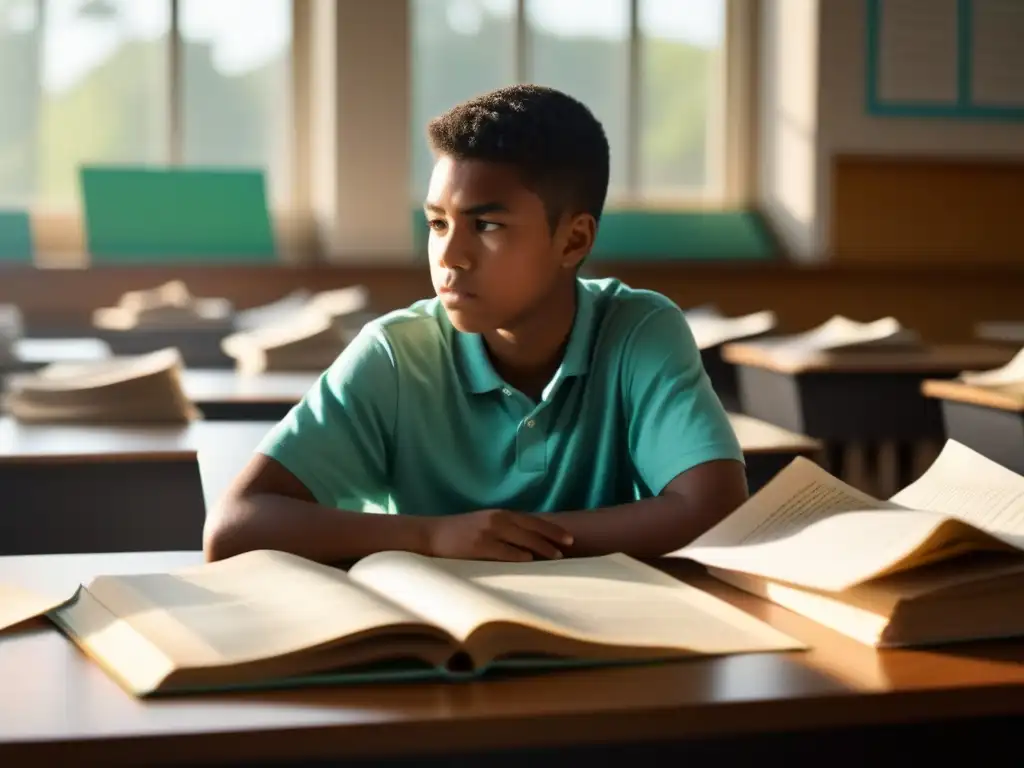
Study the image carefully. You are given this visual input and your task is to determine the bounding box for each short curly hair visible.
[426,84,610,231]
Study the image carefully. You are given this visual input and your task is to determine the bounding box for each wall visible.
[757,0,822,261]
[816,0,1024,257]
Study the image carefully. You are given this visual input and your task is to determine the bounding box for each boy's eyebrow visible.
[423,201,509,216]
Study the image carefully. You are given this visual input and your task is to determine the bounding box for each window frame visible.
[434,0,757,210]
[17,0,302,266]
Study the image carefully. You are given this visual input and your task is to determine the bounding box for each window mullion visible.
[515,0,528,82]
[169,0,183,165]
[626,0,641,201]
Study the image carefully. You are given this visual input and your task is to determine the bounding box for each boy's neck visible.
[483,278,578,399]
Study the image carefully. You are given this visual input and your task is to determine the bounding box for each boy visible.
[205,85,747,564]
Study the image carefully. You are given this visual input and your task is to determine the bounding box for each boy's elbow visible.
[203,498,244,562]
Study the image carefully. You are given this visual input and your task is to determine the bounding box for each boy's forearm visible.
[538,495,718,559]
[204,494,431,564]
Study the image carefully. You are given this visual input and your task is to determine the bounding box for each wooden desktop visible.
[0,551,1022,765]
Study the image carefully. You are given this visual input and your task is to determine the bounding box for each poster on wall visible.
[867,0,1024,118]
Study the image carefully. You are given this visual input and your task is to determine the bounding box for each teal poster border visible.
[865,0,1024,120]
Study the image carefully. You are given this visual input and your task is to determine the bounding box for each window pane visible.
[35,0,169,205]
[639,0,725,197]
[410,0,516,199]
[525,0,629,198]
[180,0,292,206]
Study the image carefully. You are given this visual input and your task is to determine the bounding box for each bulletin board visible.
[866,0,1024,119]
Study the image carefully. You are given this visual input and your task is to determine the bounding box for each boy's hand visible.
[423,509,573,561]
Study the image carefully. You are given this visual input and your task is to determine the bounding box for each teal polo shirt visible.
[257,277,743,516]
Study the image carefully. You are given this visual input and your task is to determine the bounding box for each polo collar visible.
[455,279,597,395]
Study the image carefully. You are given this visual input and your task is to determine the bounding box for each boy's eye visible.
[476,220,502,233]
[427,218,447,232]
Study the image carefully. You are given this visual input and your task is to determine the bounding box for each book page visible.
[673,457,975,591]
[890,440,1024,550]
[350,551,803,661]
[80,550,447,669]
[960,347,1024,387]
[0,584,66,632]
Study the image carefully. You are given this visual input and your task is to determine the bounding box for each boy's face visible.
[424,155,591,334]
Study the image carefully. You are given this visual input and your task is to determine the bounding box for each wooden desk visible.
[0,418,271,510]
[0,419,272,554]
[183,369,318,421]
[727,413,821,491]
[722,343,1015,493]
[922,379,1024,475]
[2,552,1023,766]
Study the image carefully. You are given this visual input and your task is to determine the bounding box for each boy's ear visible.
[560,212,596,270]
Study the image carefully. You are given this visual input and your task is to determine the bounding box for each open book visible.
[960,347,1024,391]
[306,285,372,326]
[233,290,313,331]
[43,551,803,696]
[684,308,777,350]
[0,303,22,362]
[92,280,234,331]
[2,348,199,423]
[221,311,354,374]
[672,440,1024,647]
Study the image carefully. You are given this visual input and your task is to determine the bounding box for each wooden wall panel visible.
[2,261,1023,343]
[832,156,1024,264]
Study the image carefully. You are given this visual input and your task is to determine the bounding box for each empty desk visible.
[182,370,318,420]
[922,379,1024,475]
[722,343,1015,495]
[0,418,272,554]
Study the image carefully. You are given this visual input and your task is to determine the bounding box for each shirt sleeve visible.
[622,305,744,495]
[256,326,397,511]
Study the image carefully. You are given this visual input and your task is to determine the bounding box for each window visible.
[0,0,292,209]
[410,0,731,206]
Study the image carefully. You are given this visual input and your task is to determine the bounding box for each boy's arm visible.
[204,328,412,562]
[535,459,747,558]
[205,329,572,563]
[207,455,572,563]
[204,453,433,563]
[538,304,748,558]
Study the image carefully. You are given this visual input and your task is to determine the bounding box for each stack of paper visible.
[221,285,370,373]
[2,348,199,423]
[92,281,234,331]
